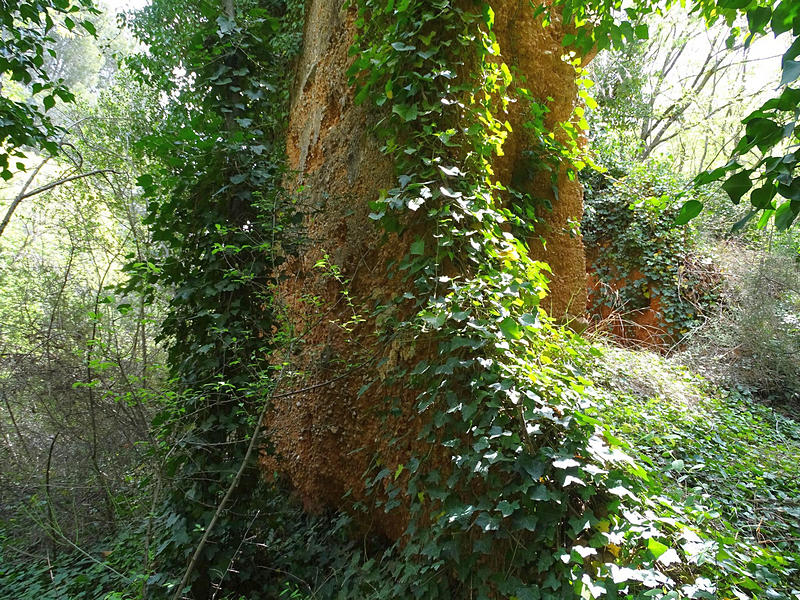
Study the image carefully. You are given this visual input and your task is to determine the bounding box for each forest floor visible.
[591,343,800,575]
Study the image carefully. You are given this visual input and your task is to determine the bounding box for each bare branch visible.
[0,168,118,240]
[171,350,295,600]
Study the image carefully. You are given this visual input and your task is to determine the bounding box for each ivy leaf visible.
[750,184,776,209]
[439,165,463,177]
[515,587,540,600]
[657,548,681,566]
[563,475,585,487]
[674,199,703,225]
[744,118,784,152]
[422,312,446,329]
[474,512,500,531]
[771,0,798,35]
[717,0,751,8]
[530,485,550,501]
[607,485,633,498]
[390,41,416,52]
[778,177,800,201]
[216,15,236,35]
[392,103,418,122]
[410,239,425,255]
[515,514,538,532]
[647,538,669,560]
[81,20,96,36]
[407,197,424,211]
[136,173,154,189]
[439,186,461,199]
[519,454,544,479]
[747,6,772,34]
[694,160,740,186]
[498,317,522,340]
[756,209,775,228]
[496,500,515,517]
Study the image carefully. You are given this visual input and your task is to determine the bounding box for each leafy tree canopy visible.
[557,0,800,229]
[0,0,98,181]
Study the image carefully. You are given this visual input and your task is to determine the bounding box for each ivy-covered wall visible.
[261,0,590,533]
[582,163,722,347]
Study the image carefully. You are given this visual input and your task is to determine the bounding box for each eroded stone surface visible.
[491,1,588,318]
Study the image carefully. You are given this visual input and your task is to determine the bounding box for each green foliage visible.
[586,5,784,178]
[0,525,150,600]
[123,0,305,595]
[9,0,793,598]
[0,70,164,563]
[582,159,721,342]
[591,345,800,594]
[0,484,387,600]
[0,0,98,180]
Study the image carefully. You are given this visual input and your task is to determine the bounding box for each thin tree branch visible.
[171,349,294,600]
[0,168,117,240]
[0,156,50,239]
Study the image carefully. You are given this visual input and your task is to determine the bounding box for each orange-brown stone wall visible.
[261,0,589,534]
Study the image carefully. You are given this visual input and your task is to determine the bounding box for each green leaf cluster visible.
[0,0,98,180]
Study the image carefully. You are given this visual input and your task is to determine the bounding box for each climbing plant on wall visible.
[123,0,304,595]
[582,160,722,345]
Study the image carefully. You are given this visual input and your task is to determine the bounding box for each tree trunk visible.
[262,0,587,536]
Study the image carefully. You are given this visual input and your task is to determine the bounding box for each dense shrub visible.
[680,241,800,408]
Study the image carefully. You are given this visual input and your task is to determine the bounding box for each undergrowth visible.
[680,241,800,408]
[4,339,799,599]
[590,345,800,595]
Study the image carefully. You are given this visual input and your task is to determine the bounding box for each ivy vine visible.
[124,0,304,595]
